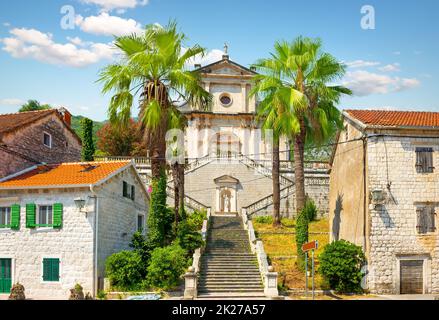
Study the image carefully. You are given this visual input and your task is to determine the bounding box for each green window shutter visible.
[53,203,63,229]
[26,203,36,228]
[10,204,20,230]
[43,258,60,282]
[131,185,135,201]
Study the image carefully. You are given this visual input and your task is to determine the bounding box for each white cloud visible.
[345,60,380,68]
[378,63,400,72]
[393,51,401,55]
[342,70,420,96]
[3,22,11,27]
[75,13,143,37]
[80,0,148,11]
[0,98,25,106]
[186,49,224,68]
[1,28,114,68]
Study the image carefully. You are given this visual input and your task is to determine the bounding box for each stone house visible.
[329,109,439,294]
[0,108,82,178]
[0,160,149,299]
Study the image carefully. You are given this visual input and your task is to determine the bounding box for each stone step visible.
[199,275,261,279]
[197,292,267,299]
[199,281,262,286]
[198,288,265,293]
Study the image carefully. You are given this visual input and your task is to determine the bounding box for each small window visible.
[344,125,349,142]
[38,205,53,226]
[0,207,11,226]
[123,181,135,200]
[219,94,232,107]
[137,215,144,233]
[416,147,434,173]
[43,132,52,148]
[416,205,436,234]
[42,258,60,282]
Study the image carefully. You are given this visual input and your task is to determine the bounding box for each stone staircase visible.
[197,216,265,298]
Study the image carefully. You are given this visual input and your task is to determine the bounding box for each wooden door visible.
[400,260,423,294]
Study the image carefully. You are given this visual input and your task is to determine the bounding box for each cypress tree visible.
[81,118,95,161]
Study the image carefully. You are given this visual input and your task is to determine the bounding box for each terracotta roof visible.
[0,161,131,189]
[0,109,57,134]
[345,109,439,128]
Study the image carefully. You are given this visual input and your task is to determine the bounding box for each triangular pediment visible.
[214,175,240,185]
[196,59,257,76]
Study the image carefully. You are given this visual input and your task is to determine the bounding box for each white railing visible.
[241,208,278,297]
[243,183,296,216]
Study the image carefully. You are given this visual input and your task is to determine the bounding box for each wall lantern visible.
[74,197,87,212]
[371,189,385,205]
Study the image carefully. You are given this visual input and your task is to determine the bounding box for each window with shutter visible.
[416,205,436,234]
[37,205,53,227]
[123,181,128,198]
[10,205,20,230]
[131,185,135,201]
[416,147,434,173]
[53,203,63,229]
[0,207,11,228]
[42,258,60,282]
[26,203,36,228]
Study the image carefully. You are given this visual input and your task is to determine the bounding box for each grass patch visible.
[253,217,329,290]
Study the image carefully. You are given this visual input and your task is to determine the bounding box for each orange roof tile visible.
[345,109,439,128]
[0,161,131,189]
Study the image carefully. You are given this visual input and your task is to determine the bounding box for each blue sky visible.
[0,0,438,121]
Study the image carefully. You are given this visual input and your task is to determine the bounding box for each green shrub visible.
[69,283,85,300]
[130,232,154,271]
[255,216,273,224]
[319,240,366,293]
[146,244,189,290]
[105,251,145,291]
[303,198,318,222]
[295,207,309,271]
[97,290,107,300]
[187,209,207,230]
[176,220,204,254]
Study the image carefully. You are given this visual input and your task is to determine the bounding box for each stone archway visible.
[214,175,240,214]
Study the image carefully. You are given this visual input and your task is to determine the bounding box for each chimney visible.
[194,63,201,69]
[58,107,72,127]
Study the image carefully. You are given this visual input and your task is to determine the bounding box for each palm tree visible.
[251,37,351,219]
[98,21,211,242]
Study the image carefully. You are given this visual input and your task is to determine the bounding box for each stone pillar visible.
[184,267,198,300]
[264,266,279,298]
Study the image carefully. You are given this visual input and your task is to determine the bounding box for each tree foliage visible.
[319,240,366,293]
[19,100,51,112]
[96,119,146,156]
[81,117,95,161]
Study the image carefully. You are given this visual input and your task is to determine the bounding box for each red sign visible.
[302,240,318,252]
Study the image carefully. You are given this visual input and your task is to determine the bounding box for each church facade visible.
[171,53,330,217]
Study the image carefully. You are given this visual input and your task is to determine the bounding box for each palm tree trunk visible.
[178,162,186,220]
[272,138,281,227]
[172,161,179,226]
[294,121,307,216]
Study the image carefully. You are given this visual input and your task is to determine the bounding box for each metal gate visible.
[0,258,12,294]
[400,260,423,294]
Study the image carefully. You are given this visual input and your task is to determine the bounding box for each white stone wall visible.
[366,135,439,294]
[0,167,149,299]
[0,188,94,299]
[95,168,149,284]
